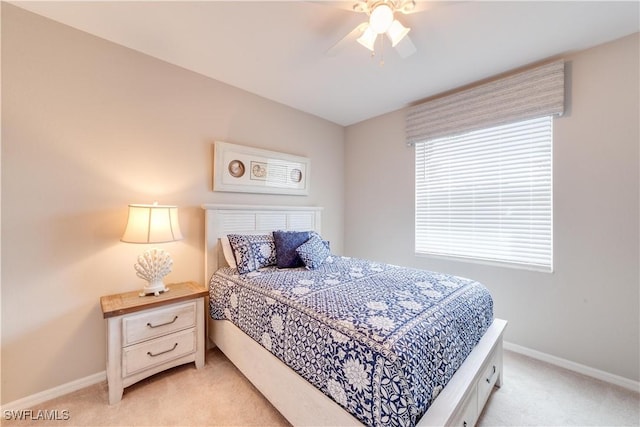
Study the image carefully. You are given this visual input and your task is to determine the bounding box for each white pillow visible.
[220,236,237,268]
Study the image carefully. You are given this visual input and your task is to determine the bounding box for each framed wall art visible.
[213,141,310,196]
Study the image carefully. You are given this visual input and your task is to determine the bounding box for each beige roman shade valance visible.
[406,60,565,145]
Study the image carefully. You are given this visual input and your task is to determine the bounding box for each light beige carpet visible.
[477,351,639,426]
[3,349,638,426]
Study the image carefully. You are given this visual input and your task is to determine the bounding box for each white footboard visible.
[419,318,507,426]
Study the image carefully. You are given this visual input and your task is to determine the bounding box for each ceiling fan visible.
[327,0,419,61]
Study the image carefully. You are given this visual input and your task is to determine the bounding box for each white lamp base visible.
[139,281,170,297]
[133,248,174,297]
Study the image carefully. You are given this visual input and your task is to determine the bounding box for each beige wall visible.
[345,33,640,382]
[1,4,344,404]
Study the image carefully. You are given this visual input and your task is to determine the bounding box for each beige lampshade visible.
[121,203,183,244]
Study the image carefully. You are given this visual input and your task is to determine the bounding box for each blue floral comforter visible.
[209,256,493,427]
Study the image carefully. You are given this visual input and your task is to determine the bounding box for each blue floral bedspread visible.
[209,256,493,427]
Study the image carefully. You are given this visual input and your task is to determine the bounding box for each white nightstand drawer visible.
[123,328,196,376]
[123,301,196,346]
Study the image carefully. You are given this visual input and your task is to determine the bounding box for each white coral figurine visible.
[134,248,173,296]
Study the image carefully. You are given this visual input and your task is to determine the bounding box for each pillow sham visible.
[227,234,277,274]
[296,233,331,270]
[220,236,237,269]
[272,230,312,268]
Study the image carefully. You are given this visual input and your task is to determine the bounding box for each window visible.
[407,60,564,271]
[414,116,553,271]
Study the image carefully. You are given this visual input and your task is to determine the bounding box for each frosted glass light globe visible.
[370,4,394,34]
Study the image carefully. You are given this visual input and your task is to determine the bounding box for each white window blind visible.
[415,116,553,271]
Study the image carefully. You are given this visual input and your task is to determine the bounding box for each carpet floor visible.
[2,348,638,426]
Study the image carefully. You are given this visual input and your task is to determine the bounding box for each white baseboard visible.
[1,371,106,412]
[504,341,640,393]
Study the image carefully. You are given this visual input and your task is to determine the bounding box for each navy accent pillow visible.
[227,234,277,274]
[296,233,331,270]
[272,230,312,268]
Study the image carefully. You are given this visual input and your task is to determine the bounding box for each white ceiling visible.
[10,1,640,126]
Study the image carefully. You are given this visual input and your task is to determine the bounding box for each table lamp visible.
[121,203,183,296]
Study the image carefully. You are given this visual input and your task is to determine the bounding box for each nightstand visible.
[100,281,208,404]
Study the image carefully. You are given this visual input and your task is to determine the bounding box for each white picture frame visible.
[213,141,310,196]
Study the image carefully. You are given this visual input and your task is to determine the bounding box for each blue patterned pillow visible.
[310,231,330,251]
[272,230,312,268]
[296,233,331,270]
[227,234,277,274]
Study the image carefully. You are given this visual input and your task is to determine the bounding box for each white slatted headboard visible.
[201,204,323,284]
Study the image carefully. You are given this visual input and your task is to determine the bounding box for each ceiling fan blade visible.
[325,22,368,56]
[394,34,417,58]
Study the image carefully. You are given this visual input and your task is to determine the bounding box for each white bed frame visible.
[202,204,507,427]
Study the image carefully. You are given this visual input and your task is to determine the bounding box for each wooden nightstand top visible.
[100,281,208,319]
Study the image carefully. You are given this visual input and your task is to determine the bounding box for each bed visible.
[203,204,507,427]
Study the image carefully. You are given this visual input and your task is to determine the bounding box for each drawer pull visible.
[146,316,178,328]
[486,365,496,383]
[147,343,178,357]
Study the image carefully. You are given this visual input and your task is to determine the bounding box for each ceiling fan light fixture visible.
[357,24,377,51]
[369,4,394,34]
[386,19,410,47]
